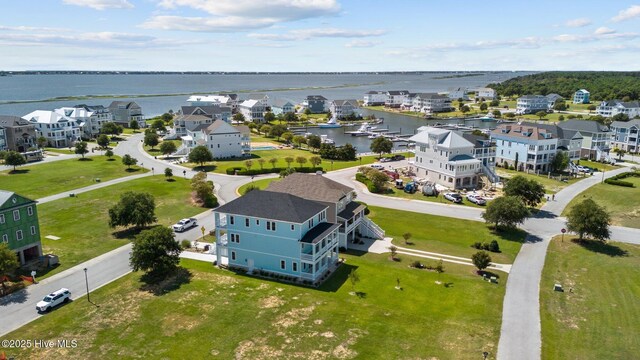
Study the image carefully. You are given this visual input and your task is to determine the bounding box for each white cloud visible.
[594,26,616,35]
[144,0,340,32]
[249,28,386,41]
[565,17,592,27]
[612,5,640,22]
[63,0,134,10]
[0,31,199,48]
[345,40,380,48]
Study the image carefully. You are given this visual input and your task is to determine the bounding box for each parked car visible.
[172,218,198,232]
[466,194,487,205]
[370,164,384,170]
[379,157,392,163]
[383,170,399,180]
[392,154,406,161]
[36,288,71,312]
[443,192,463,203]
[576,165,592,173]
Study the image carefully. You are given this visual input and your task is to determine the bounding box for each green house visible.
[0,190,42,264]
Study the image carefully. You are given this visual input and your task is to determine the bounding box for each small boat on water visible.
[348,122,375,136]
[318,117,341,128]
[320,134,335,144]
[368,133,382,139]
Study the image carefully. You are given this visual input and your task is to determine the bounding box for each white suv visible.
[36,288,71,312]
[172,218,197,232]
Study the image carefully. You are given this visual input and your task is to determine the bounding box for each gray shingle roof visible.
[267,173,353,204]
[0,115,32,127]
[215,190,327,223]
[300,222,341,244]
[307,95,327,101]
[611,119,640,129]
[557,119,609,133]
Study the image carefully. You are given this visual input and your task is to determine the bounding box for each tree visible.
[388,245,398,260]
[284,156,294,168]
[101,122,122,136]
[482,196,530,229]
[304,108,312,116]
[479,102,488,111]
[0,243,20,286]
[269,158,278,169]
[37,136,48,149]
[74,141,89,159]
[191,172,218,207]
[161,112,173,123]
[550,151,570,173]
[284,112,298,123]
[260,124,272,136]
[159,140,177,155]
[188,145,213,167]
[492,110,502,118]
[558,115,565,121]
[105,149,114,160]
[257,158,266,170]
[264,112,275,123]
[566,198,611,241]
[307,135,322,152]
[233,113,246,123]
[370,137,393,158]
[269,124,287,140]
[587,104,597,112]
[282,132,294,144]
[293,135,306,149]
[122,154,138,169]
[503,175,546,207]
[611,113,630,123]
[471,251,492,272]
[4,151,26,171]
[108,191,157,229]
[435,259,444,278]
[130,226,181,277]
[150,119,166,132]
[612,148,626,160]
[247,122,257,132]
[535,111,548,120]
[309,156,322,168]
[402,232,412,245]
[490,99,500,107]
[295,156,308,168]
[97,134,110,149]
[244,159,253,170]
[143,132,159,150]
[348,268,360,293]
[367,169,390,191]
[504,112,516,119]
[164,167,173,180]
[129,119,140,130]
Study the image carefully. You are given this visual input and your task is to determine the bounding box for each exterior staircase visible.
[482,163,500,184]
[361,217,385,239]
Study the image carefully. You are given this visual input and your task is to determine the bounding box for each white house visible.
[385,90,410,108]
[596,100,640,118]
[447,87,468,100]
[409,127,484,189]
[172,105,232,138]
[545,94,564,109]
[476,88,497,100]
[573,89,590,104]
[22,110,81,148]
[516,95,549,115]
[187,95,233,107]
[363,91,387,106]
[610,119,640,153]
[239,99,265,122]
[271,99,295,115]
[412,93,453,113]
[246,94,270,108]
[329,100,359,119]
[181,120,250,159]
[55,105,110,138]
[491,123,558,172]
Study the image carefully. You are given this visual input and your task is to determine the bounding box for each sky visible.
[1,0,640,71]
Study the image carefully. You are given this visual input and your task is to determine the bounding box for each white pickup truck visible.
[172,218,197,232]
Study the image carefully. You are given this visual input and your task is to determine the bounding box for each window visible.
[16,230,23,241]
[1,234,7,244]
[245,218,250,227]
[0,214,4,224]
[293,262,298,272]
[267,221,276,231]
[280,260,286,270]
[13,210,20,221]
[291,224,295,231]
[256,219,260,225]
[229,216,234,225]
[231,251,236,260]
[230,234,240,243]
[30,226,36,235]
[27,206,34,216]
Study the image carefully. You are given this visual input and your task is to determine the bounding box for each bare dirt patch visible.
[260,295,285,309]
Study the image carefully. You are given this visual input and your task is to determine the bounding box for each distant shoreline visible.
[0,70,518,76]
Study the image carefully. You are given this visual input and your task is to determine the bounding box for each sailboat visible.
[318,116,341,128]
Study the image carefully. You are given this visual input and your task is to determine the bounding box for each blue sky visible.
[1,0,640,71]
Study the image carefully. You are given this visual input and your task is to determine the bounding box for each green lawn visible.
[4,254,506,359]
[143,140,181,156]
[541,236,640,359]
[497,168,583,194]
[562,176,640,228]
[0,156,147,199]
[44,147,75,155]
[37,176,205,278]
[577,159,619,172]
[367,206,525,263]
[237,177,280,195]
[382,184,488,208]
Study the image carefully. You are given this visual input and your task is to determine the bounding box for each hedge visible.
[355,172,381,193]
[604,171,639,187]
[226,166,323,176]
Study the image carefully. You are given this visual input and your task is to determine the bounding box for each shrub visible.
[471,241,483,249]
[181,239,191,249]
[411,260,423,269]
[488,240,501,253]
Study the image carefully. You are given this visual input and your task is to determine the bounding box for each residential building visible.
[596,100,640,118]
[180,120,250,159]
[187,95,233,108]
[303,95,328,113]
[363,91,387,106]
[545,94,564,109]
[385,90,410,108]
[22,110,81,148]
[409,127,484,189]
[462,133,496,167]
[239,99,265,122]
[491,123,558,172]
[476,87,497,100]
[412,93,453,113]
[0,115,37,152]
[447,87,468,100]
[271,99,295,115]
[610,119,640,152]
[519,122,583,162]
[329,99,359,119]
[108,101,144,128]
[400,93,416,110]
[220,94,239,113]
[267,173,384,248]
[0,191,43,265]
[557,119,611,160]
[213,190,341,284]
[55,105,111,138]
[172,105,232,138]
[573,89,590,104]
[516,95,549,114]
[246,94,270,107]
[0,127,5,151]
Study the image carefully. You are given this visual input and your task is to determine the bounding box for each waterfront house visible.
[573,89,590,104]
[239,99,265,122]
[596,100,640,118]
[410,127,484,189]
[515,95,549,115]
[447,87,469,100]
[401,93,416,110]
[266,173,384,248]
[246,94,270,108]
[271,99,296,116]
[180,120,250,159]
[545,94,564,109]
[0,190,43,265]
[329,99,359,119]
[22,110,81,148]
[412,93,453,113]
[0,116,37,152]
[172,105,232,139]
[491,123,558,172]
[55,105,111,138]
[609,119,640,153]
[476,88,497,100]
[557,119,611,160]
[385,90,410,108]
[108,101,144,128]
[303,95,328,113]
[363,91,387,106]
[214,190,341,284]
[187,94,234,108]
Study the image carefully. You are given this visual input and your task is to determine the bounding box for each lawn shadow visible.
[165,178,176,182]
[106,158,116,161]
[480,270,501,279]
[8,169,30,174]
[139,266,193,296]
[340,248,367,257]
[491,227,528,243]
[78,157,93,161]
[574,239,629,257]
[355,291,367,298]
[194,165,217,172]
[444,282,454,288]
[125,168,142,173]
[524,234,544,243]
[318,263,358,293]
[112,225,156,240]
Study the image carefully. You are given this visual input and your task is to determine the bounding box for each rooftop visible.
[215,190,327,223]
[267,173,353,204]
[300,222,341,244]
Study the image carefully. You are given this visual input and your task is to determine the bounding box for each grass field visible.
[382,184,488,208]
[0,156,147,199]
[43,147,75,155]
[497,168,583,194]
[4,254,506,359]
[37,176,205,278]
[367,206,525,263]
[237,177,280,194]
[143,139,181,156]
[562,175,640,228]
[577,159,619,172]
[540,236,640,359]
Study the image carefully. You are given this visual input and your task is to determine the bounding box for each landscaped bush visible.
[227,166,323,176]
[471,240,501,253]
[411,260,424,269]
[604,179,634,187]
[355,172,381,193]
[604,171,639,187]
[488,240,501,253]
[181,239,191,249]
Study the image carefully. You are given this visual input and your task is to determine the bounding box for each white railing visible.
[482,163,500,183]
[362,217,385,239]
[301,253,313,261]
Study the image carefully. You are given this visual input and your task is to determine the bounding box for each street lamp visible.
[83,268,90,303]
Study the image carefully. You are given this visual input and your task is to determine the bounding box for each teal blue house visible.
[214,190,341,284]
[573,89,590,104]
[0,190,43,265]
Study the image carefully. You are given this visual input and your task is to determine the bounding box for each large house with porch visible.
[179,120,250,159]
[516,95,550,115]
[22,110,81,148]
[363,91,387,106]
[491,123,559,172]
[385,90,410,108]
[303,95,328,114]
[412,93,453,113]
[329,99,359,119]
[610,119,640,153]
[239,99,265,122]
[0,116,37,152]
[557,119,611,160]
[271,99,295,115]
[0,191,42,265]
[55,105,111,138]
[108,101,144,128]
[596,100,640,118]
[573,89,590,104]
